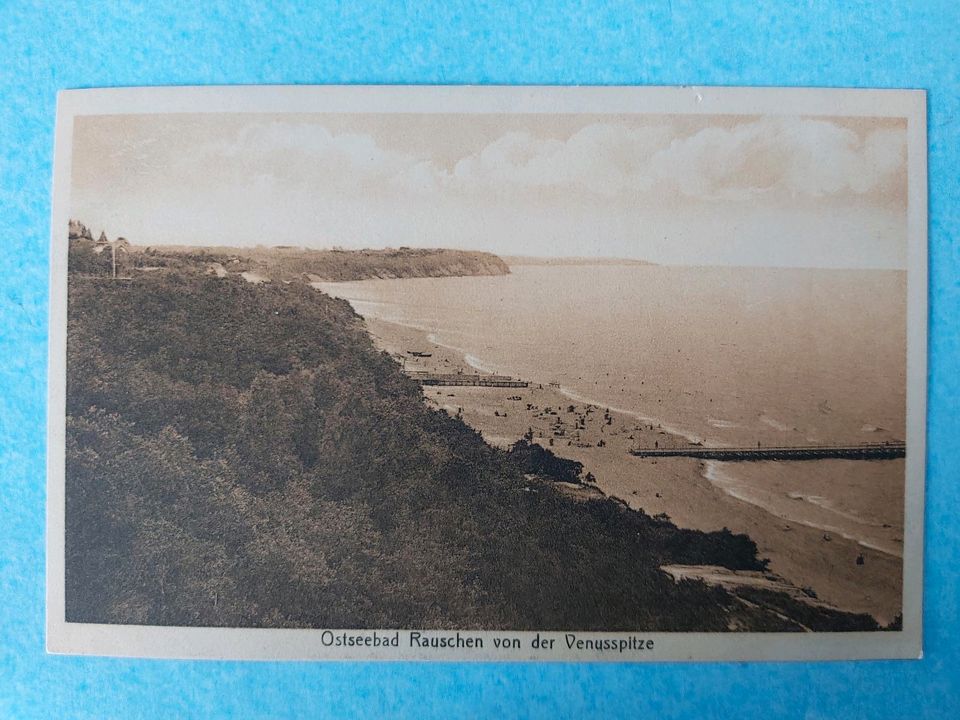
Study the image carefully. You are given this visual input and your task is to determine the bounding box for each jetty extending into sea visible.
[630,442,906,462]
[409,371,529,388]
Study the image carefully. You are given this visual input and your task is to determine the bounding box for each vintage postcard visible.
[47,85,926,661]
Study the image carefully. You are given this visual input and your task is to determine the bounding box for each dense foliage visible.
[508,439,584,483]
[67,239,115,276]
[65,253,880,631]
[255,245,511,281]
[75,243,511,282]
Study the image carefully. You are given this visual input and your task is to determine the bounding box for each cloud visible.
[644,118,905,201]
[449,123,673,196]
[182,117,905,207]
[196,121,422,194]
[451,118,906,203]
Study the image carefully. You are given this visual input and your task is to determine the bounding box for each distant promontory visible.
[68,220,511,283]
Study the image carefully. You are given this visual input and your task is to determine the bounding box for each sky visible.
[70,112,908,268]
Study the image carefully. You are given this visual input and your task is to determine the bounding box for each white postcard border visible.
[46,84,927,662]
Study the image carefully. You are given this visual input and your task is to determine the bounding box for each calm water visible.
[317,264,907,555]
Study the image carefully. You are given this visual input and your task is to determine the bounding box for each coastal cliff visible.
[297,247,510,281]
[67,222,511,282]
[64,234,883,631]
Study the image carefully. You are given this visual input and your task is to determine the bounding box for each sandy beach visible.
[364,315,903,624]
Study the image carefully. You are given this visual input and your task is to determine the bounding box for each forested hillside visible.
[64,254,880,631]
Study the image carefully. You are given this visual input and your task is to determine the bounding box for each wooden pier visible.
[410,372,529,388]
[630,442,906,461]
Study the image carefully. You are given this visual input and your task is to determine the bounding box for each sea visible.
[315,264,907,558]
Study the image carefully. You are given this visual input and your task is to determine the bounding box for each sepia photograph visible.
[46,86,926,661]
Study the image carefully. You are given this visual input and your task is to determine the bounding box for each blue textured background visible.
[1,2,957,718]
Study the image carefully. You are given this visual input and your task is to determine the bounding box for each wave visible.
[553,385,707,445]
[707,417,740,429]
[759,414,793,432]
[463,353,501,375]
[702,461,902,558]
[785,492,886,527]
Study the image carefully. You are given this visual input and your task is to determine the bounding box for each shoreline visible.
[362,313,903,624]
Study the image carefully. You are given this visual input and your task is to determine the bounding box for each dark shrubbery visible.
[67,239,113,275]
[508,439,584,483]
[64,255,878,632]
